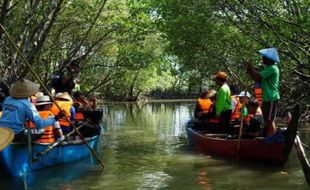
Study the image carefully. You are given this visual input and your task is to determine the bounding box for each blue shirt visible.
[0,97,55,134]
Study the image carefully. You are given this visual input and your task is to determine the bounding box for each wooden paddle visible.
[294,135,310,185]
[0,127,14,151]
[0,24,105,169]
[236,90,249,160]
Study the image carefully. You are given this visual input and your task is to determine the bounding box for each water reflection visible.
[0,101,309,189]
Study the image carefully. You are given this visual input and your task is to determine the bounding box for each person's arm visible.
[26,104,55,129]
[247,63,262,83]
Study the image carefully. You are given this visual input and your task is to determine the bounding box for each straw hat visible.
[35,95,52,105]
[9,79,40,99]
[55,92,72,101]
[0,127,14,151]
[215,71,228,80]
[206,90,217,98]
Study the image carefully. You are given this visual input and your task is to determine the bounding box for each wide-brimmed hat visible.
[35,95,52,105]
[206,90,217,98]
[259,47,280,63]
[215,71,228,80]
[9,79,40,99]
[0,127,14,151]
[237,91,251,98]
[55,92,72,101]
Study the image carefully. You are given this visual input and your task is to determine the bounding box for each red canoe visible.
[186,106,299,166]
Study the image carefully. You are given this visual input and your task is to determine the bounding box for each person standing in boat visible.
[247,48,280,136]
[0,79,58,142]
[51,61,80,95]
[214,71,232,133]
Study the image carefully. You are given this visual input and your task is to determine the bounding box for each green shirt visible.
[216,83,232,116]
[259,64,280,101]
[240,106,248,118]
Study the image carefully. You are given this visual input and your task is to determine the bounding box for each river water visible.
[1,101,309,189]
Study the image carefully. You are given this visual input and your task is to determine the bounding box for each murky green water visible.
[1,101,309,189]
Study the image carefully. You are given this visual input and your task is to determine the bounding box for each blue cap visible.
[258,47,280,63]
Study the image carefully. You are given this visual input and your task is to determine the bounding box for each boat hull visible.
[0,136,99,178]
[186,127,286,164]
[186,105,299,165]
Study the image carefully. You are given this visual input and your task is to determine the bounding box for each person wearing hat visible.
[194,90,217,123]
[32,95,65,143]
[214,71,232,133]
[231,91,251,125]
[51,92,75,134]
[0,79,58,142]
[247,47,280,136]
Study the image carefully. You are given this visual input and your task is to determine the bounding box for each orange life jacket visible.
[34,111,55,143]
[75,112,85,121]
[198,98,212,114]
[74,102,85,121]
[244,107,262,125]
[255,83,263,107]
[231,96,241,120]
[51,100,73,127]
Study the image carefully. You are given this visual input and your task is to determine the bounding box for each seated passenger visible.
[51,92,75,134]
[194,90,216,121]
[0,79,58,142]
[73,92,97,122]
[242,99,263,138]
[34,95,64,143]
[231,91,251,125]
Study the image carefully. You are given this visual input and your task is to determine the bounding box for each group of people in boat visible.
[0,61,97,143]
[193,47,280,138]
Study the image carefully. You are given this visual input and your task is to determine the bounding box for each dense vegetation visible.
[0,0,309,118]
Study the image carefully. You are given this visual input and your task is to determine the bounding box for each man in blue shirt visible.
[0,79,57,142]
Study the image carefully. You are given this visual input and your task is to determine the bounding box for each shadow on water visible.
[1,100,309,189]
[0,157,102,190]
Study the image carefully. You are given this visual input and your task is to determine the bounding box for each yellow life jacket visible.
[197,98,212,114]
[51,100,73,127]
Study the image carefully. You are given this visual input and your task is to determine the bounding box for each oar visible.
[26,120,33,167]
[0,127,14,151]
[236,102,245,160]
[0,23,105,169]
[294,135,310,185]
[33,120,89,161]
[236,88,249,160]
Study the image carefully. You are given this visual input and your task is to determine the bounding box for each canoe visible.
[0,109,103,178]
[186,105,299,165]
